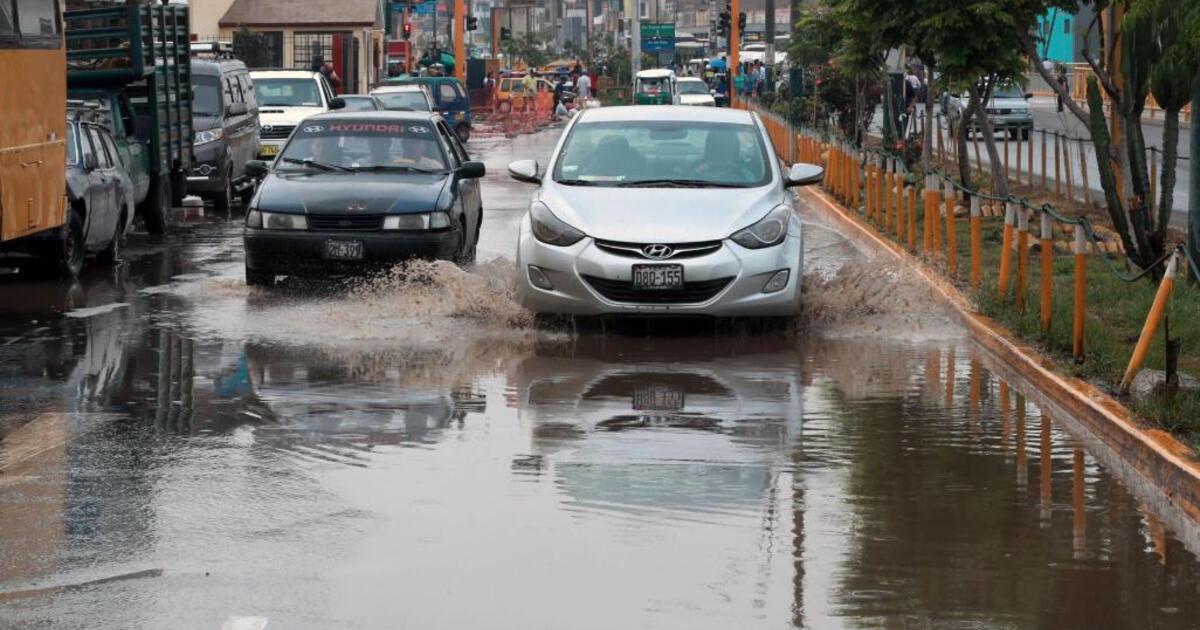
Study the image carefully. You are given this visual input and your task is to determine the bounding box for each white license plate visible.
[323,239,363,260]
[633,385,685,411]
[632,264,683,290]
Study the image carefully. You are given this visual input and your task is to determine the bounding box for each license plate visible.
[633,384,685,411]
[260,144,279,157]
[323,239,364,260]
[632,264,683,290]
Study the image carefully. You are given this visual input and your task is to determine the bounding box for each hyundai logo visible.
[641,244,674,259]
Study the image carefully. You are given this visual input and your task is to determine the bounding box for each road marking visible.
[220,617,268,630]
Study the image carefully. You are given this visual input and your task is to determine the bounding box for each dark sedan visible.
[242,111,485,286]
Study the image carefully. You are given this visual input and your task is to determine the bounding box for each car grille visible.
[260,124,295,140]
[306,214,383,231]
[988,108,1012,116]
[594,239,723,260]
[581,275,734,304]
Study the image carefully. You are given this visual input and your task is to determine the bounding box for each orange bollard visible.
[907,186,917,251]
[998,202,1016,298]
[884,167,893,229]
[892,171,902,235]
[970,195,982,287]
[923,176,934,253]
[1040,212,1054,332]
[931,180,943,253]
[896,173,905,239]
[945,181,958,276]
[1016,208,1029,310]
[851,151,860,209]
[1120,254,1178,391]
[1072,224,1087,362]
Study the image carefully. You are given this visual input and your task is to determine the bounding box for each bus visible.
[0,0,70,274]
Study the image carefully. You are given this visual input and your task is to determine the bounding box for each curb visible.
[798,185,1200,529]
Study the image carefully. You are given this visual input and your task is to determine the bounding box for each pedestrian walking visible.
[320,60,342,92]
[901,65,922,134]
[1055,64,1069,112]
[576,71,591,100]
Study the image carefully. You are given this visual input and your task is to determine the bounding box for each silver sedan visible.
[509,105,823,317]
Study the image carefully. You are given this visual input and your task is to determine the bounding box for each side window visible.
[116,96,135,137]
[447,126,469,163]
[101,133,123,169]
[223,75,238,106]
[453,83,466,100]
[239,73,257,110]
[16,0,58,37]
[437,84,457,104]
[318,76,334,104]
[86,127,113,168]
[78,124,96,165]
[436,123,461,167]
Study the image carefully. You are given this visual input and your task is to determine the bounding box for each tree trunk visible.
[922,65,934,171]
[1190,83,1200,282]
[968,84,1008,197]
[1157,110,1180,231]
[956,94,979,190]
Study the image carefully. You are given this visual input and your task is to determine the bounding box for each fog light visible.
[762,269,790,293]
[527,265,553,290]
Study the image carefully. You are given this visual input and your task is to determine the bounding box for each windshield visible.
[254,78,322,107]
[677,81,709,95]
[373,91,431,111]
[552,120,770,187]
[992,84,1026,99]
[636,77,670,94]
[66,123,78,165]
[340,97,379,111]
[278,120,449,171]
[193,75,223,116]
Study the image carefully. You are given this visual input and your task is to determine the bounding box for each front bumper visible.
[244,227,459,275]
[187,141,227,193]
[980,114,1032,130]
[515,216,803,317]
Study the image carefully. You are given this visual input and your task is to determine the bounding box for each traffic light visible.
[402,22,412,40]
[500,26,511,41]
[717,10,730,37]
[467,16,478,31]
[738,12,746,31]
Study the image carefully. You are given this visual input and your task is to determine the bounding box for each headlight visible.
[730,205,791,249]
[383,212,451,230]
[529,201,584,246]
[194,128,224,145]
[251,211,307,230]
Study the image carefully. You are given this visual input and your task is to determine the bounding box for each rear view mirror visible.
[458,161,486,179]
[507,159,540,184]
[786,163,824,187]
[246,160,269,177]
[328,97,346,110]
[227,102,248,116]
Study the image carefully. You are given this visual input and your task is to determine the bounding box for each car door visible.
[82,125,117,247]
[238,72,262,163]
[100,130,134,233]
[222,70,254,181]
[437,121,479,239]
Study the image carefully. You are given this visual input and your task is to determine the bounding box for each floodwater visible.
[2,129,1199,630]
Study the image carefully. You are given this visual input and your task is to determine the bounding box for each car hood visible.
[255,171,449,214]
[988,97,1028,109]
[257,106,324,126]
[540,184,782,242]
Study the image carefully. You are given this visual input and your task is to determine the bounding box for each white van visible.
[250,69,338,158]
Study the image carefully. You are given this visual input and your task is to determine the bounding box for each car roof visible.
[191,58,247,76]
[340,94,375,99]
[304,110,440,123]
[393,76,460,84]
[576,105,754,125]
[636,69,675,78]
[371,84,427,93]
[676,77,705,84]
[250,70,321,79]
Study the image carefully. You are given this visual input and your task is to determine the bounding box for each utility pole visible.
[454,0,465,82]
[730,0,739,106]
[631,9,641,88]
[764,0,775,83]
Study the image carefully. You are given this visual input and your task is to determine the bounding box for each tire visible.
[141,175,172,235]
[1021,128,1031,141]
[245,264,273,287]
[1009,128,1019,140]
[212,171,233,214]
[455,123,470,143]
[453,219,475,266]
[54,209,85,278]
[100,210,126,265]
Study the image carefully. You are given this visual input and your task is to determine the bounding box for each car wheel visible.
[245,264,274,287]
[212,171,233,214]
[1021,128,1031,141]
[453,219,475,266]
[455,123,470,143]
[100,209,126,265]
[54,208,86,278]
[1009,128,1019,140]
[141,175,172,235]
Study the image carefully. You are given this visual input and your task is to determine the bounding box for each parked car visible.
[673,77,716,106]
[943,82,1034,139]
[370,84,436,112]
[189,55,260,212]
[634,69,676,105]
[242,111,486,286]
[337,94,384,111]
[383,76,472,142]
[507,105,822,317]
[64,111,136,272]
[250,69,340,159]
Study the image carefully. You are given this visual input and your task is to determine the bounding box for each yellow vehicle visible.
[0,1,71,274]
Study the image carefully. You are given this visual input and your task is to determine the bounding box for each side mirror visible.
[507,159,540,184]
[785,163,824,188]
[458,161,486,179]
[83,154,98,171]
[246,160,269,177]
[227,102,248,116]
[328,97,346,110]
[1024,92,1034,99]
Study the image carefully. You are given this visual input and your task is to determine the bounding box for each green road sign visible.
[640,22,675,39]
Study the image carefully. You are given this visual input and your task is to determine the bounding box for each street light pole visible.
[631,8,641,88]
[730,0,739,106]
[454,0,465,82]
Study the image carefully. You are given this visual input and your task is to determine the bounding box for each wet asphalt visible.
[1,126,1199,629]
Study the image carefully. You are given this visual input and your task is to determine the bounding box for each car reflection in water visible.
[242,344,486,465]
[512,336,803,517]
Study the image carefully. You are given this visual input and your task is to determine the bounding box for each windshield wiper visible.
[557,179,602,186]
[280,157,353,172]
[350,164,442,174]
[616,179,748,188]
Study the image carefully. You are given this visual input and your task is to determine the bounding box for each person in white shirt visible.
[576,72,591,100]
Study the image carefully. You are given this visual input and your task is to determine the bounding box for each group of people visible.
[733,60,768,98]
[485,60,592,119]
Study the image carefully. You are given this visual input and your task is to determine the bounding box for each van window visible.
[65,122,79,164]
[101,133,123,169]
[437,84,457,103]
[194,75,223,117]
[238,73,257,110]
[78,124,96,165]
[16,0,58,37]
[87,126,113,168]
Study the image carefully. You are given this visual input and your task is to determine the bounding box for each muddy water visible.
[2,131,1199,629]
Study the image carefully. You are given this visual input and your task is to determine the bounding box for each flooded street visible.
[2,129,1199,629]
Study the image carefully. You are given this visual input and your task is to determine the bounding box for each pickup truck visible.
[65,3,193,234]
